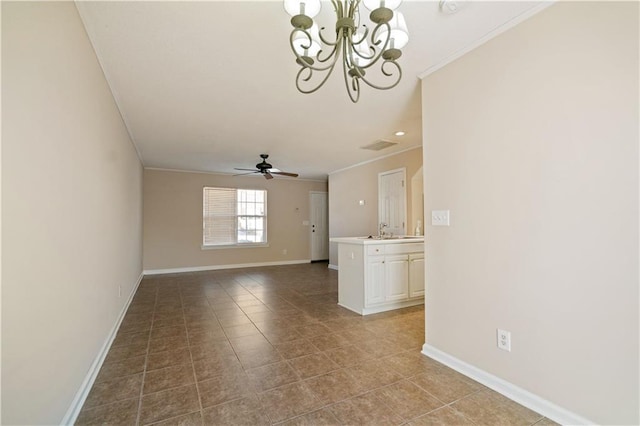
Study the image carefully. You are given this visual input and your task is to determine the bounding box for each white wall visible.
[2,2,143,424]
[422,2,638,424]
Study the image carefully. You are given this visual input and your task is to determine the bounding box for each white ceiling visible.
[76,0,547,180]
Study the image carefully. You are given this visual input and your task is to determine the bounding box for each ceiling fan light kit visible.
[284,0,409,103]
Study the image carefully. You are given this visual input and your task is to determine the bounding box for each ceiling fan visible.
[234,154,299,180]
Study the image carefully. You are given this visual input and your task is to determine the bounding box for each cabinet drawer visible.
[385,243,424,255]
[367,245,385,256]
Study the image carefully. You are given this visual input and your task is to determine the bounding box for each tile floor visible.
[77,262,557,425]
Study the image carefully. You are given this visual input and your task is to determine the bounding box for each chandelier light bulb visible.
[283,0,321,18]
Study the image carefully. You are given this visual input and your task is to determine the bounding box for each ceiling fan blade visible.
[271,171,299,178]
[264,172,274,180]
[233,171,260,176]
[234,168,259,172]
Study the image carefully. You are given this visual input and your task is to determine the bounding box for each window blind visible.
[203,187,267,246]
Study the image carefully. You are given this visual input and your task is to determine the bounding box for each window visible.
[203,187,267,247]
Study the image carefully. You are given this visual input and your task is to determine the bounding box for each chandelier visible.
[284,0,409,103]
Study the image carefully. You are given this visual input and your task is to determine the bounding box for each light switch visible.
[431,210,450,226]
[358,200,366,206]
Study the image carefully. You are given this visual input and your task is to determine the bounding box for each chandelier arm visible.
[349,41,375,64]
[341,39,360,103]
[316,46,339,65]
[291,27,315,52]
[351,25,370,46]
[348,0,362,19]
[341,21,392,71]
[355,22,391,70]
[289,30,339,72]
[357,60,403,90]
[295,40,343,94]
[318,28,339,47]
[331,0,342,18]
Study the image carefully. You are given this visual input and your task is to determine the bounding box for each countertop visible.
[330,236,425,245]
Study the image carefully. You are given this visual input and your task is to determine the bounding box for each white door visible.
[379,168,407,236]
[310,191,329,261]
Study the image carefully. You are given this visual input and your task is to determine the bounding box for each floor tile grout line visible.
[181,284,206,425]
[143,410,202,426]
[134,284,159,426]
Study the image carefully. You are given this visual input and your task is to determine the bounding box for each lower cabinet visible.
[337,240,425,315]
[365,255,385,306]
[409,253,425,298]
[384,254,410,301]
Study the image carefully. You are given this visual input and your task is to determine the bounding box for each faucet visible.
[379,222,389,239]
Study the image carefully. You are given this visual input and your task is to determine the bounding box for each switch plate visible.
[358,200,366,206]
[431,210,450,226]
[497,329,511,352]
[302,220,309,226]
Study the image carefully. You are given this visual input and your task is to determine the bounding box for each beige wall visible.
[2,2,144,424]
[422,2,638,424]
[143,169,327,270]
[328,147,423,266]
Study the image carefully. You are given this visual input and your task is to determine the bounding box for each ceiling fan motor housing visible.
[257,161,272,171]
[258,154,272,171]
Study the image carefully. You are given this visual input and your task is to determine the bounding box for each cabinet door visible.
[384,254,409,301]
[409,253,425,298]
[365,255,385,306]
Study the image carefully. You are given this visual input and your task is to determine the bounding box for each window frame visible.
[202,186,268,249]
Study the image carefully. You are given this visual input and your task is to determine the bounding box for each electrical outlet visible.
[497,329,511,352]
[282,249,287,255]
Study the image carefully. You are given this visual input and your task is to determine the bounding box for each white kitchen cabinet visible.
[333,237,425,315]
[409,253,425,298]
[384,254,410,301]
[366,255,385,305]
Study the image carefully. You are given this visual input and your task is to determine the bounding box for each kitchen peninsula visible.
[331,236,425,315]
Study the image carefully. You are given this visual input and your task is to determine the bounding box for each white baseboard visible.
[144,259,311,275]
[421,343,593,425]
[328,264,338,270]
[61,272,144,425]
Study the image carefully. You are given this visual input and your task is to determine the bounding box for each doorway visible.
[378,168,407,236]
[310,191,329,261]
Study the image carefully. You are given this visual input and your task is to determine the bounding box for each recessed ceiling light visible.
[395,131,406,136]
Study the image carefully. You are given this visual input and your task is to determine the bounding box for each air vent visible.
[361,140,398,151]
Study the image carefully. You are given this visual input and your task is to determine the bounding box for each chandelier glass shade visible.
[284,0,409,103]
